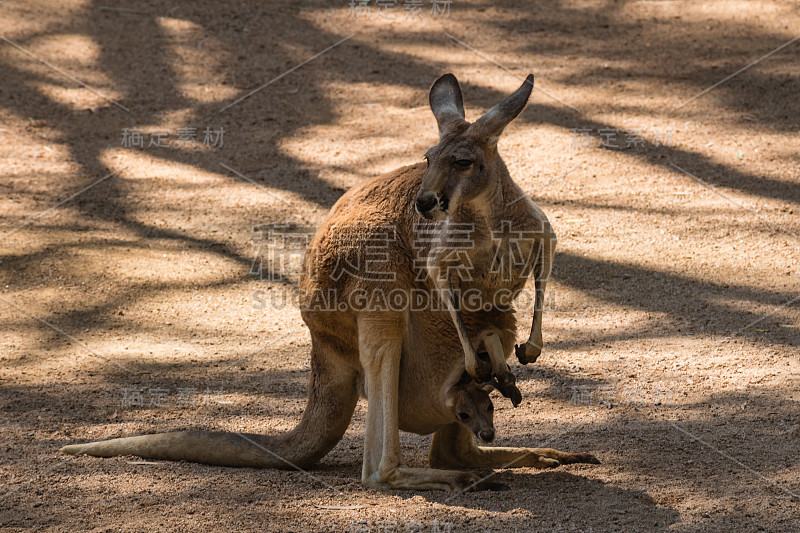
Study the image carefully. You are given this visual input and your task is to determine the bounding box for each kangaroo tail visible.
[61,351,359,469]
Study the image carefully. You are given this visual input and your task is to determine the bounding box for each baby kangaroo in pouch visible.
[61,73,599,491]
[445,372,496,443]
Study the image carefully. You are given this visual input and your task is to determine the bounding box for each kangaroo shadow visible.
[403,470,680,531]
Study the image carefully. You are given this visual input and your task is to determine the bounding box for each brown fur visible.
[61,74,599,490]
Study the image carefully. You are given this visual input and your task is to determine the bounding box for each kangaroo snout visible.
[478,429,495,443]
[414,191,440,217]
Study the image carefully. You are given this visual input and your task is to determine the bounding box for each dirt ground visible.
[1,0,799,531]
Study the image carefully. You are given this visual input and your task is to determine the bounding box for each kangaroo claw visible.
[492,371,522,407]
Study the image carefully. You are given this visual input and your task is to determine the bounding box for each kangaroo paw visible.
[515,343,541,365]
[493,371,523,407]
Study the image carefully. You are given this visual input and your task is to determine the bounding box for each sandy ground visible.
[1,0,799,531]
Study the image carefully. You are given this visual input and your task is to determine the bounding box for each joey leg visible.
[430,423,600,470]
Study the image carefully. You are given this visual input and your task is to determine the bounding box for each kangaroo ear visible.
[469,74,534,146]
[429,73,465,134]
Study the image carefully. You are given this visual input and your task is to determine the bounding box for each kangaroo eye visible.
[487,404,494,412]
[454,159,473,169]
[424,156,430,167]
[458,412,471,421]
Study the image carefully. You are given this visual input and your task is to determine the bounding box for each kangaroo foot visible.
[367,465,483,491]
[532,448,601,465]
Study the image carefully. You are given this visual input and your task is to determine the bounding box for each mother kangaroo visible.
[62,74,599,490]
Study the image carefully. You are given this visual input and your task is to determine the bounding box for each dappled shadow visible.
[4,372,799,529]
[489,0,800,132]
[1,0,797,353]
[555,251,800,347]
[523,107,800,207]
[2,1,799,531]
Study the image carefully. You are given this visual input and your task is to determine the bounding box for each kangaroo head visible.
[445,377,496,443]
[415,73,534,220]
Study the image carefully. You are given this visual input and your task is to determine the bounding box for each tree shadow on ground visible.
[2,0,797,356]
[2,2,799,530]
[553,251,800,347]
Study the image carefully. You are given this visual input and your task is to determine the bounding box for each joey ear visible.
[444,384,456,408]
[468,74,534,146]
[429,73,465,134]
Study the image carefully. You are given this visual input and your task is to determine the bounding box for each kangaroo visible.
[417,75,553,387]
[61,74,599,490]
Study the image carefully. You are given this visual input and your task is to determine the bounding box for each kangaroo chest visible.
[421,218,538,298]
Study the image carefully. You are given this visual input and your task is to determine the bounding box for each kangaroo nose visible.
[415,191,438,214]
[478,429,495,442]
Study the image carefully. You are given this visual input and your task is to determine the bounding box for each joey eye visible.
[454,159,473,170]
[458,412,471,421]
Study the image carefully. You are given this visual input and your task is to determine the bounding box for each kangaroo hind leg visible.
[357,313,480,491]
